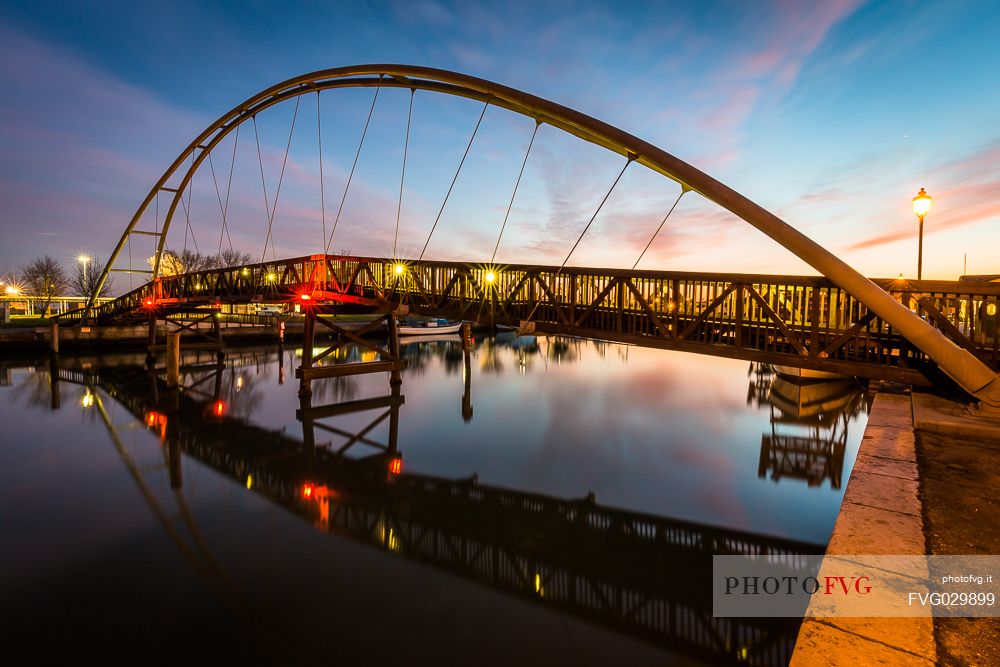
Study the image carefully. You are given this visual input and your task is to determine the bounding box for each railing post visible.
[735,284,744,348]
[809,286,820,356]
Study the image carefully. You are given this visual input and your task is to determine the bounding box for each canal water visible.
[0,333,869,665]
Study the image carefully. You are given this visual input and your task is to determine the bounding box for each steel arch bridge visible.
[75,65,1000,408]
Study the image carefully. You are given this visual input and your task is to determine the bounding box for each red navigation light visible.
[299,293,312,301]
[145,412,158,427]
[388,457,403,475]
[302,483,315,499]
[144,298,154,307]
[212,400,226,417]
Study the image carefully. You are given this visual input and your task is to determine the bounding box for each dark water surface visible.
[0,334,869,665]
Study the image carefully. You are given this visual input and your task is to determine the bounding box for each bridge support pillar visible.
[166,332,180,388]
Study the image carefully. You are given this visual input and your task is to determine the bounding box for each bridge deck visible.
[64,254,1000,383]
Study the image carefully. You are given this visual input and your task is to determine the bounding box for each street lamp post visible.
[78,255,90,298]
[912,188,932,280]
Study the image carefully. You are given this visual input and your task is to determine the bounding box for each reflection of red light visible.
[302,483,315,499]
[213,400,226,417]
[388,458,403,475]
[145,410,166,427]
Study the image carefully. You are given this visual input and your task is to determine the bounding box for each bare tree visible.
[70,257,113,299]
[217,248,253,267]
[21,256,68,315]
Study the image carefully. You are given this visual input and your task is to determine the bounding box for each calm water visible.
[0,333,869,665]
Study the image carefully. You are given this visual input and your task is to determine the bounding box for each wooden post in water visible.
[165,332,180,388]
[146,314,156,368]
[213,312,225,362]
[387,311,402,386]
[167,438,182,489]
[49,322,59,355]
[462,321,472,351]
[49,359,60,411]
[462,345,473,422]
[298,312,314,399]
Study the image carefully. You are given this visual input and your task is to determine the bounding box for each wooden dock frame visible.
[295,304,409,399]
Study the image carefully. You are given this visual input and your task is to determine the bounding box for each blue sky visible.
[1,0,998,283]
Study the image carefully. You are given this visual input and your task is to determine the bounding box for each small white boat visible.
[397,319,464,335]
[399,333,462,345]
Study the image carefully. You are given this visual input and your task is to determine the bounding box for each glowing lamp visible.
[212,400,226,417]
[394,264,404,275]
[302,483,315,499]
[988,303,997,317]
[388,457,403,475]
[912,187,932,220]
[144,298,154,307]
[912,187,932,280]
[485,271,496,284]
[266,272,277,282]
[299,293,311,301]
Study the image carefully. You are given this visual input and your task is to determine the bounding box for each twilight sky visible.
[1,0,998,285]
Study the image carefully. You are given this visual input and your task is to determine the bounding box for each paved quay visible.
[792,390,1000,666]
[791,392,935,666]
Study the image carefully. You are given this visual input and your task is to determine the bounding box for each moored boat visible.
[397,318,464,335]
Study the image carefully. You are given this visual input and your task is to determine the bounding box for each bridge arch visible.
[91,64,1000,409]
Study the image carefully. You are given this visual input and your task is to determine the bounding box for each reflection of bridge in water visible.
[40,346,821,667]
[747,363,869,489]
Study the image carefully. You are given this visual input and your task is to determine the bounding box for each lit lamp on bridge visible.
[912,188,932,280]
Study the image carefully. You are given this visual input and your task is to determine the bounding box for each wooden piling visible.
[462,321,472,350]
[49,322,59,355]
[165,332,180,387]
[298,312,314,398]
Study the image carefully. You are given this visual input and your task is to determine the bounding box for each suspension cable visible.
[259,94,301,264]
[522,156,634,324]
[316,91,327,255]
[632,186,688,269]
[221,123,239,254]
[394,89,415,258]
[490,120,540,264]
[418,100,489,261]
[208,124,240,257]
[251,115,271,262]
[325,75,383,255]
[179,154,200,256]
